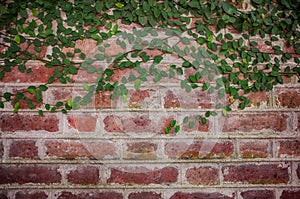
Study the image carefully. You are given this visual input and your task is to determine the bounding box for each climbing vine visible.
[0,0,299,133]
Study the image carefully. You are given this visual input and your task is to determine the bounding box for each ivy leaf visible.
[115,2,124,8]
[138,16,147,26]
[134,80,141,90]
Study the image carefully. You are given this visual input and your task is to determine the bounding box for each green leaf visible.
[134,80,141,90]
[183,116,189,123]
[138,16,147,26]
[115,2,124,8]
[14,35,20,44]
[38,110,43,116]
[175,125,180,133]
[165,126,171,134]
[13,101,20,113]
[170,119,176,127]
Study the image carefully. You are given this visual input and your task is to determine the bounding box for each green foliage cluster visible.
[0,0,299,133]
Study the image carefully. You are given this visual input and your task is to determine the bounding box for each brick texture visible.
[0,114,59,132]
[276,88,300,108]
[57,191,123,199]
[280,190,300,199]
[128,192,162,199]
[170,192,234,199]
[9,140,38,159]
[222,113,288,132]
[67,166,99,184]
[15,191,48,199]
[277,140,300,157]
[186,166,219,185]
[222,164,289,184]
[240,190,275,199]
[0,165,61,184]
[107,166,178,185]
[239,140,270,158]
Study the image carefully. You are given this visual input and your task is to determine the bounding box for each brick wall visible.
[1,20,300,199]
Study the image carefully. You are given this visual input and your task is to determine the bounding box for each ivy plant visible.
[0,0,299,133]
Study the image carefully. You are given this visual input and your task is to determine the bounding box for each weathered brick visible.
[67,115,97,132]
[222,113,288,132]
[245,91,270,107]
[186,166,219,185]
[107,166,178,185]
[45,140,117,159]
[57,191,123,199]
[165,140,234,159]
[278,140,300,157]
[124,142,158,160]
[222,164,289,184]
[181,116,210,132]
[94,91,117,108]
[0,114,59,132]
[128,191,162,199]
[1,62,55,83]
[67,166,99,185]
[103,115,152,133]
[240,190,275,199]
[280,190,300,199]
[276,88,300,108]
[0,165,61,184]
[170,192,234,199]
[15,191,48,199]
[163,90,215,109]
[128,89,160,109]
[9,140,38,159]
[62,38,98,58]
[239,140,270,158]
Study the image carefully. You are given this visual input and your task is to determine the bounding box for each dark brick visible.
[280,190,300,199]
[0,165,61,184]
[170,192,234,199]
[9,140,38,159]
[0,142,3,158]
[67,166,99,185]
[15,191,48,199]
[57,191,123,199]
[222,164,289,184]
[128,191,162,199]
[107,166,178,185]
[278,140,300,157]
[240,190,275,199]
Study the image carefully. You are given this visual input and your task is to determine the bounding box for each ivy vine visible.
[0,0,299,133]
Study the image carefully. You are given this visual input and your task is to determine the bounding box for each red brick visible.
[9,140,38,159]
[182,116,210,132]
[278,140,300,157]
[280,190,300,199]
[107,166,178,185]
[0,141,3,158]
[19,43,48,58]
[165,140,234,159]
[222,164,289,184]
[1,62,55,83]
[276,88,300,108]
[239,140,270,158]
[163,90,215,109]
[240,190,275,199]
[186,166,219,185]
[124,142,158,160]
[94,91,117,108]
[103,115,152,133]
[170,192,234,199]
[67,115,97,132]
[0,114,59,132]
[298,114,300,131]
[256,40,274,54]
[245,91,270,107]
[67,166,99,185]
[128,89,159,108]
[222,113,288,132]
[62,38,98,58]
[0,193,7,199]
[45,140,117,159]
[15,191,48,199]
[0,165,61,184]
[11,88,42,109]
[128,191,162,199]
[57,191,123,199]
